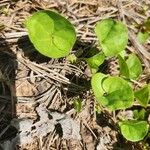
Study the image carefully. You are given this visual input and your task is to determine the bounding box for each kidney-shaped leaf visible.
[119,120,149,142]
[95,19,128,57]
[26,10,76,58]
[91,73,134,110]
[135,84,150,107]
[126,54,142,80]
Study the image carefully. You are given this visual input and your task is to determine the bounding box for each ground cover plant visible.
[0,1,150,149]
[26,10,150,143]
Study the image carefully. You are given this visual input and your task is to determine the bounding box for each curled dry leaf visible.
[1,105,81,149]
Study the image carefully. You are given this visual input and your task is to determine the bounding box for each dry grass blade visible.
[129,32,150,72]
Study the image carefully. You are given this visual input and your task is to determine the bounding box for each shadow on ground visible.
[0,38,18,149]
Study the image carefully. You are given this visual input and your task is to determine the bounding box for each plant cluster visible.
[26,10,150,142]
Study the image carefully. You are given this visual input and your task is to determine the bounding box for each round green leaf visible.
[119,120,149,142]
[25,10,76,58]
[95,19,128,57]
[86,52,105,69]
[134,84,150,107]
[91,74,134,110]
[126,54,142,80]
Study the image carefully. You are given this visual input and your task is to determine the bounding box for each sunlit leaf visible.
[26,10,76,58]
[118,55,129,78]
[126,54,142,80]
[134,84,150,107]
[86,52,105,69]
[119,120,149,142]
[91,73,134,110]
[95,19,128,57]
[67,54,77,63]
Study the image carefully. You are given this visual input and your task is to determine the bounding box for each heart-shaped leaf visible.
[95,19,128,57]
[126,54,142,80]
[26,10,76,58]
[118,54,142,80]
[119,120,149,142]
[134,84,150,107]
[91,73,134,110]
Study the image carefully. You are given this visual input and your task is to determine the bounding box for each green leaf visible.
[95,19,128,57]
[133,109,146,120]
[126,54,142,80]
[118,55,129,78]
[67,54,77,63]
[134,84,150,107]
[119,50,126,58]
[119,120,149,142]
[86,52,105,69]
[137,31,149,43]
[91,73,108,101]
[74,99,82,112]
[26,10,76,58]
[91,73,134,110]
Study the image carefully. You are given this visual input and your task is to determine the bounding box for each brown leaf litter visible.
[0,0,150,150]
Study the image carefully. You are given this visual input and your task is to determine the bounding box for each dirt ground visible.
[0,0,150,150]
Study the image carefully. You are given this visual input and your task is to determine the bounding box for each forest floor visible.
[0,0,150,150]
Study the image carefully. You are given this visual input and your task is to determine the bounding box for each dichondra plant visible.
[26,10,76,58]
[26,11,150,143]
[92,19,150,142]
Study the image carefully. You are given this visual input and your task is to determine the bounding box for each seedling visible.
[94,19,128,57]
[119,121,149,142]
[25,10,76,58]
[26,12,150,143]
[118,54,142,80]
[91,19,150,142]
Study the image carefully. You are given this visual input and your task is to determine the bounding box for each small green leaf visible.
[91,73,134,110]
[134,84,150,107]
[126,54,142,80]
[74,99,82,112]
[133,109,146,120]
[95,19,128,57]
[119,120,149,142]
[67,54,77,63]
[86,52,105,69]
[137,31,149,43]
[91,73,108,101]
[26,10,76,58]
[118,55,129,78]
